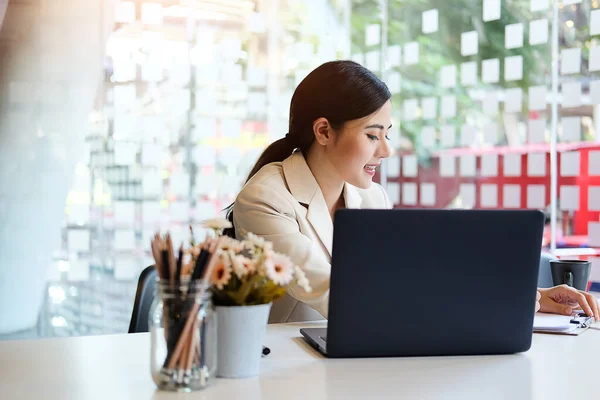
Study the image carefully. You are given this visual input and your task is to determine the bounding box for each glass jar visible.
[149,280,217,392]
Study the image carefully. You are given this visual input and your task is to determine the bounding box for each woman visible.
[226,60,599,323]
[227,60,392,322]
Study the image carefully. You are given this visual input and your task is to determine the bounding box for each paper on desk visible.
[533,313,574,332]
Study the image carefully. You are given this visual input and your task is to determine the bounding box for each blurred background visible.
[0,0,599,339]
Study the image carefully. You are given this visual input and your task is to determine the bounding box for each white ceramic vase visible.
[216,303,272,378]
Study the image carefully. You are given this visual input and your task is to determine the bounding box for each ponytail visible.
[222,135,301,238]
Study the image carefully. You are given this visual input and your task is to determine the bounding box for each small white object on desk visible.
[533,313,573,332]
[534,312,597,335]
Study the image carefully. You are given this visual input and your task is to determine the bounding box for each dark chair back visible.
[128,266,157,333]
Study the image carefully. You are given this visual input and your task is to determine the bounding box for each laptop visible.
[300,209,544,358]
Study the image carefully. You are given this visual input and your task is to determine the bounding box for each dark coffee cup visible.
[550,259,591,291]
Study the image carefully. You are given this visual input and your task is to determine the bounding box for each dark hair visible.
[223,60,391,237]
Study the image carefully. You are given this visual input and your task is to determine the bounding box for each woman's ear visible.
[312,118,332,146]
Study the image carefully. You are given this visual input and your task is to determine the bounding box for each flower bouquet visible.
[190,218,311,378]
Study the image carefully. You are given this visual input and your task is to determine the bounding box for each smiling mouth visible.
[364,164,379,173]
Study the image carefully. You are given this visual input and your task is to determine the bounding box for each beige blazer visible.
[233,151,392,323]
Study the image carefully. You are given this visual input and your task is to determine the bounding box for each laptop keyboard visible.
[320,336,327,342]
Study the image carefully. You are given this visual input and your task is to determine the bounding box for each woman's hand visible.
[535,290,541,312]
[538,285,600,321]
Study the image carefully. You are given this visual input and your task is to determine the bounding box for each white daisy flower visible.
[201,217,232,231]
[210,252,232,290]
[246,232,266,248]
[220,237,244,253]
[263,253,294,286]
[294,266,312,293]
[230,251,254,279]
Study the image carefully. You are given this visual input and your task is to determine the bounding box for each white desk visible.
[0,321,598,400]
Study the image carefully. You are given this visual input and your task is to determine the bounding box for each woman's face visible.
[327,100,393,189]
